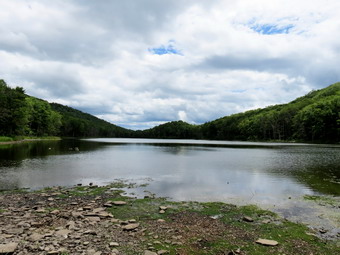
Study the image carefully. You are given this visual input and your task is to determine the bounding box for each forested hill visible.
[139,82,340,143]
[50,103,131,137]
[0,79,131,138]
[1,78,339,143]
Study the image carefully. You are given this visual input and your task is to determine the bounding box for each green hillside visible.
[139,82,340,143]
[200,82,339,142]
[50,103,131,137]
[1,78,339,143]
[0,79,131,138]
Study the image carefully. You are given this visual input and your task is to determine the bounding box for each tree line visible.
[0,80,130,138]
[1,79,339,143]
[137,82,340,143]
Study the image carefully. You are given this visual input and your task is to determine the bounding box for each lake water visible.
[1,138,340,234]
[1,138,339,201]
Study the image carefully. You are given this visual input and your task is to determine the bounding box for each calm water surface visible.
[1,138,339,202]
[2,138,340,235]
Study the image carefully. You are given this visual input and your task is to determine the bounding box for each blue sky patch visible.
[251,24,294,35]
[149,44,182,55]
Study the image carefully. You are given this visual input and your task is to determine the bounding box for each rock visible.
[6,228,24,235]
[159,206,168,210]
[30,221,42,227]
[159,210,165,214]
[71,211,83,218]
[255,238,279,246]
[109,242,119,247]
[144,251,157,255]
[157,219,165,223]
[122,223,140,231]
[319,228,327,234]
[98,212,112,218]
[262,219,271,224]
[111,248,119,254]
[83,230,97,235]
[93,207,105,213]
[243,216,254,222]
[158,250,169,255]
[0,242,18,254]
[113,201,127,206]
[66,220,76,230]
[28,232,44,242]
[55,229,71,238]
[50,209,60,215]
[47,251,59,255]
[86,216,101,222]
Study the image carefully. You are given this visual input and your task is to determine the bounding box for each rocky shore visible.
[0,184,339,255]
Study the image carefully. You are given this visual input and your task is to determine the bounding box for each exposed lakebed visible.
[0,138,339,237]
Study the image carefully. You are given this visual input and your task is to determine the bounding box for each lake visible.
[1,138,340,234]
[1,138,339,199]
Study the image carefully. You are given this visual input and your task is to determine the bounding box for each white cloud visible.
[0,0,339,129]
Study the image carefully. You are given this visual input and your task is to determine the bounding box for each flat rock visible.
[144,250,157,255]
[256,238,279,246]
[113,201,127,206]
[109,242,119,247]
[28,232,44,242]
[122,223,140,231]
[6,228,24,235]
[243,216,254,222]
[159,206,168,210]
[158,250,169,255]
[86,216,101,222]
[93,207,105,213]
[55,229,71,238]
[0,242,18,254]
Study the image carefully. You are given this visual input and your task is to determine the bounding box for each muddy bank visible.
[0,184,339,255]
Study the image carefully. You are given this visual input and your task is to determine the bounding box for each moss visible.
[108,196,177,221]
[304,194,340,207]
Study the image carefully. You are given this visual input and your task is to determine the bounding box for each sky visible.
[1,0,340,130]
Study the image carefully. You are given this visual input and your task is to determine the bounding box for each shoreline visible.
[0,137,61,145]
[1,183,339,255]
